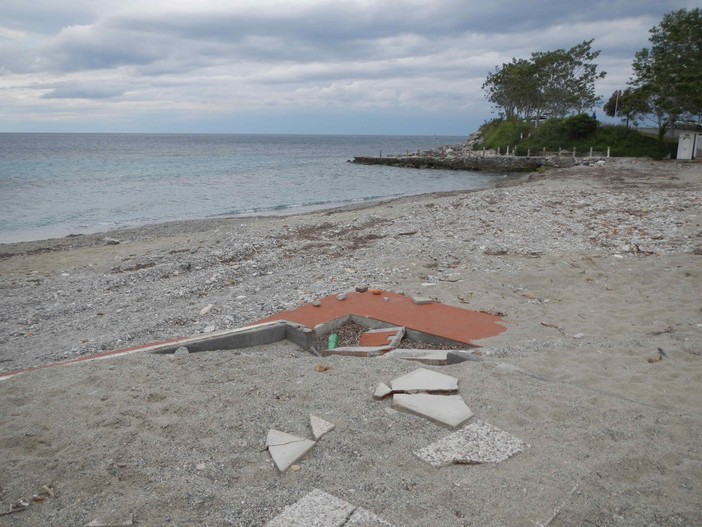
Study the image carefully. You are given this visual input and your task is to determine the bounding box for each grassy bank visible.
[476,116,678,158]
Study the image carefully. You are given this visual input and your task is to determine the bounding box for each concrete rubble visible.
[266,489,395,527]
[266,429,316,473]
[310,415,335,440]
[415,420,528,467]
[392,393,473,429]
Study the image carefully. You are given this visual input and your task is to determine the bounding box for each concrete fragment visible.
[86,514,133,526]
[310,415,335,440]
[266,430,316,472]
[412,296,433,305]
[392,393,473,429]
[415,419,528,467]
[446,351,482,364]
[199,303,213,316]
[174,346,189,357]
[373,382,392,400]
[389,368,458,393]
[265,489,395,527]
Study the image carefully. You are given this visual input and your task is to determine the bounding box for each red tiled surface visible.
[254,290,506,345]
[359,330,399,347]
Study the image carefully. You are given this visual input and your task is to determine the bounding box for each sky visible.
[0,0,698,135]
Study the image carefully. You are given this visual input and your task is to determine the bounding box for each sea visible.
[0,133,516,244]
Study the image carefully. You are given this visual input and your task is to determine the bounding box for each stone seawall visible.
[351,155,573,172]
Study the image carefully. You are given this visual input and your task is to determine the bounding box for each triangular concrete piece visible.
[310,415,335,439]
[373,382,393,400]
[389,368,458,393]
[266,429,316,472]
[392,393,473,429]
[414,419,528,467]
[265,489,396,527]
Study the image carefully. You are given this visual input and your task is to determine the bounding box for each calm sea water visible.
[0,133,514,243]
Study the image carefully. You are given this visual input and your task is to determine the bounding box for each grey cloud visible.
[40,82,125,100]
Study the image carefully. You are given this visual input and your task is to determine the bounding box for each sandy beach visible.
[1,158,701,526]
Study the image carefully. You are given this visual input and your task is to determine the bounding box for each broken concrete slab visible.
[415,420,528,467]
[389,367,458,393]
[265,489,395,527]
[392,393,473,429]
[310,415,335,440]
[86,514,134,527]
[266,429,316,472]
[373,382,392,400]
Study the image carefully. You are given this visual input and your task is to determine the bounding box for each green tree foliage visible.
[603,89,651,128]
[629,8,702,155]
[482,40,606,121]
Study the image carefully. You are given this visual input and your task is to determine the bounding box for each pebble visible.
[200,304,213,316]
[174,346,189,356]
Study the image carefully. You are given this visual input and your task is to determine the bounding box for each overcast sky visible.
[0,0,697,135]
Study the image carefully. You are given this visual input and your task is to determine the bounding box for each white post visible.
[527,148,531,157]
[589,147,593,157]
[572,147,576,158]
[506,145,510,155]
[607,146,611,158]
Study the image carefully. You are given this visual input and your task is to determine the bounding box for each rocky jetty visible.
[352,133,591,172]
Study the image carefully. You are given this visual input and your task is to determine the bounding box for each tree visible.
[603,89,650,127]
[629,8,702,155]
[482,40,606,122]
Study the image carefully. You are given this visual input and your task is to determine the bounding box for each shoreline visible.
[1,158,701,526]
[0,173,527,252]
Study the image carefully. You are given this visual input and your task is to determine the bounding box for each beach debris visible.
[0,499,29,517]
[310,415,335,439]
[266,429,316,472]
[389,368,458,394]
[393,393,473,429]
[648,347,667,363]
[85,513,134,526]
[327,334,338,349]
[315,364,331,373]
[412,296,433,305]
[374,382,392,400]
[199,303,213,316]
[266,489,396,527]
[573,333,585,339]
[415,420,528,467]
[370,289,382,295]
[103,237,121,245]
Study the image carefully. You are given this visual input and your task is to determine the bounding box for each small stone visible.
[103,237,121,245]
[355,285,369,293]
[196,463,206,471]
[573,333,585,339]
[203,325,216,333]
[311,300,321,307]
[179,261,191,271]
[289,464,301,472]
[199,304,213,316]
[336,293,347,301]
